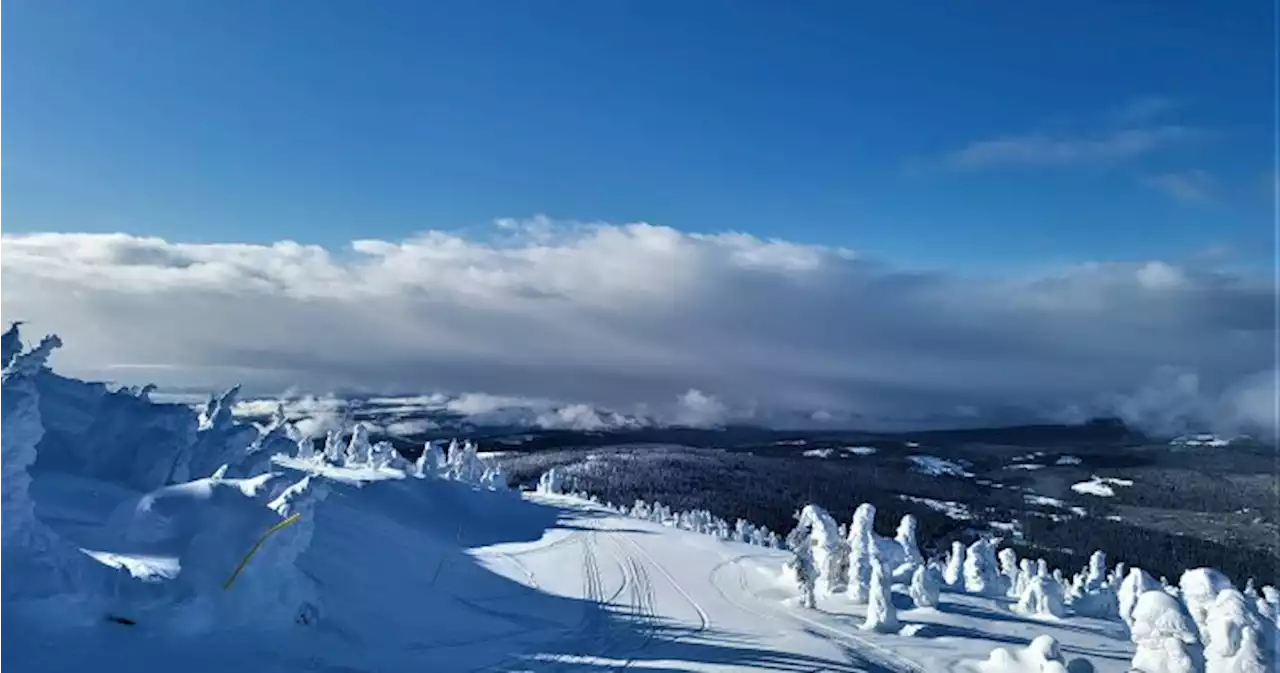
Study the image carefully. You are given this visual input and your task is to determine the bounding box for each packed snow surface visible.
[1071,476,1134,498]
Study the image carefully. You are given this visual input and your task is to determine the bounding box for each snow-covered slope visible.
[5,325,1266,673]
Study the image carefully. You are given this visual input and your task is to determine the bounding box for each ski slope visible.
[10,469,1135,673]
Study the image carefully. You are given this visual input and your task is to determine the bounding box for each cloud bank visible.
[1,218,1274,437]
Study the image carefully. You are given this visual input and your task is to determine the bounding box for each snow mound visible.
[973,635,1094,673]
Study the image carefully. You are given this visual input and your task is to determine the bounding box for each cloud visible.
[1141,170,1214,202]
[939,126,1195,171]
[2,219,1275,437]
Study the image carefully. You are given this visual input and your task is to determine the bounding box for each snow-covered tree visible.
[414,441,445,478]
[1181,568,1236,645]
[909,564,940,609]
[323,430,344,464]
[1119,567,1162,630]
[1084,550,1108,593]
[943,540,965,588]
[1204,589,1269,673]
[963,538,1001,596]
[998,547,1020,597]
[1130,590,1206,673]
[861,558,898,632]
[1014,558,1034,598]
[787,505,847,594]
[344,423,373,465]
[894,514,924,573]
[1015,575,1067,619]
[537,468,564,494]
[975,635,1094,673]
[786,537,818,609]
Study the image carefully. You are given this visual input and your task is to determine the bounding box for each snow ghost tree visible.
[845,503,877,597]
[944,540,965,588]
[998,547,1020,597]
[1014,559,1035,598]
[1181,568,1236,645]
[861,558,898,632]
[786,536,818,609]
[894,514,924,573]
[1015,575,1067,619]
[1203,589,1269,673]
[344,423,373,465]
[414,441,445,478]
[909,564,940,609]
[1,330,102,610]
[1129,590,1206,673]
[786,505,846,594]
[537,468,564,495]
[1119,567,1162,630]
[963,538,1001,596]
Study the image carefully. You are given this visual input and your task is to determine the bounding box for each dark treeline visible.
[499,446,1279,588]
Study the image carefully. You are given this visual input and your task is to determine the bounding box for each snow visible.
[1025,494,1066,508]
[2,325,1153,673]
[1005,463,1045,471]
[844,446,879,456]
[907,455,975,478]
[1055,455,1083,466]
[899,494,973,520]
[1071,476,1134,497]
[802,448,835,458]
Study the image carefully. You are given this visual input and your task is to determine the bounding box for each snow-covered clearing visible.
[898,495,973,521]
[802,448,835,458]
[1071,476,1134,498]
[907,455,975,478]
[844,446,878,456]
[1024,494,1065,508]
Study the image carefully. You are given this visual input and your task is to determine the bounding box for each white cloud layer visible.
[2,218,1274,437]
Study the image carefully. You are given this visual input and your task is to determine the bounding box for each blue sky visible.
[4,0,1274,271]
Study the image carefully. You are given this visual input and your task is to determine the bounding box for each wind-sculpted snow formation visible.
[1,323,509,637]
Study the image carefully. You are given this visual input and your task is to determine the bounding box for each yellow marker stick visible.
[222,512,303,590]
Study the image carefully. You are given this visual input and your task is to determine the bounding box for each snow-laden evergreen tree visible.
[861,556,898,632]
[1014,558,1034,598]
[1015,575,1067,619]
[1182,568,1236,646]
[323,429,345,464]
[537,467,564,494]
[733,518,753,543]
[1119,567,1162,630]
[1204,589,1268,673]
[1083,550,1108,593]
[786,505,846,594]
[845,504,877,594]
[963,538,1001,596]
[894,514,924,574]
[344,423,373,465]
[786,537,818,609]
[414,441,445,478]
[997,547,1019,597]
[909,563,940,609]
[1129,590,1206,673]
[943,540,965,587]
